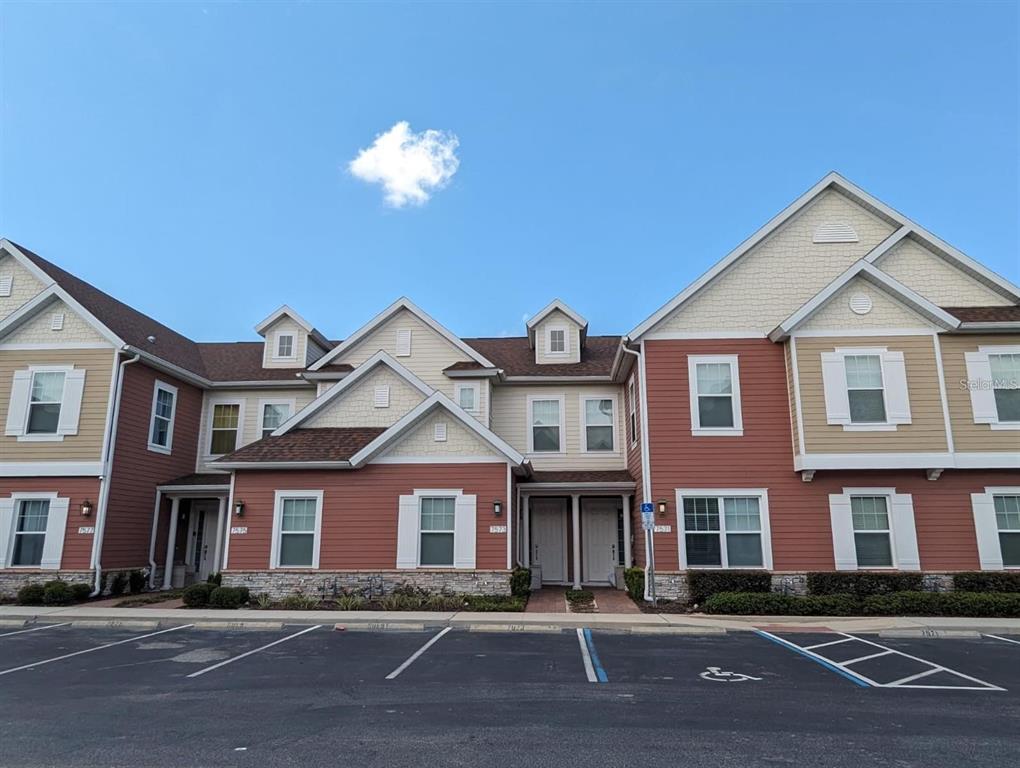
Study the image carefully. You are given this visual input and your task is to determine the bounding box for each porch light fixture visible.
[657,499,668,516]
[492,500,503,517]
[234,500,246,517]
[80,499,93,517]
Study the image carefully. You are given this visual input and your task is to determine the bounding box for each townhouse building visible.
[1,172,1017,601]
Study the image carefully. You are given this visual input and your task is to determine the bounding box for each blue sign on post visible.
[640,502,654,531]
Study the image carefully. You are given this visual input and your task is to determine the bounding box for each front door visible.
[583,502,619,585]
[531,499,566,584]
[190,501,221,582]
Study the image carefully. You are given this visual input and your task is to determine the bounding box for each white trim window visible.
[965,346,1020,430]
[270,491,323,569]
[455,382,481,414]
[528,395,564,453]
[418,496,456,566]
[0,492,70,570]
[274,333,296,361]
[258,398,294,439]
[27,369,66,435]
[5,365,86,442]
[396,489,477,569]
[821,347,911,431]
[971,488,1020,570]
[546,325,568,355]
[581,394,616,452]
[828,488,919,571]
[676,489,772,569]
[627,377,638,446]
[208,400,244,456]
[688,355,743,436]
[147,381,178,454]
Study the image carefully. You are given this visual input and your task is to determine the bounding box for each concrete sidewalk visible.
[2,604,1018,637]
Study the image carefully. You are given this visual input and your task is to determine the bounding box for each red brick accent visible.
[0,477,101,570]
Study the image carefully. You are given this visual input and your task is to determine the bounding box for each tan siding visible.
[878,238,1012,306]
[799,278,937,332]
[784,341,800,457]
[796,335,948,453]
[0,253,46,322]
[940,333,1020,452]
[0,349,115,461]
[490,383,627,470]
[534,309,582,364]
[305,367,426,428]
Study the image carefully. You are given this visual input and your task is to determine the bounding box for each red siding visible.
[0,477,101,570]
[643,338,1019,571]
[228,463,509,570]
[102,363,203,568]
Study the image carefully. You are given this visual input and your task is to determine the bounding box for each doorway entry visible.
[530,498,567,584]
[188,500,222,582]
[582,499,619,585]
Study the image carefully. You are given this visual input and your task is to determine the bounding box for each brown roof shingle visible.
[197,342,309,382]
[943,306,1020,323]
[463,336,621,377]
[215,427,386,464]
[161,473,231,487]
[526,470,635,484]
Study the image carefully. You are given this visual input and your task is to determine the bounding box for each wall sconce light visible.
[80,499,93,517]
[657,499,668,516]
[492,500,503,517]
[234,500,246,517]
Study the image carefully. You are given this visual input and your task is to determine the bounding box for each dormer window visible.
[275,333,295,360]
[547,326,567,355]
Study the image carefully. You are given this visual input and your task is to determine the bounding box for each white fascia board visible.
[309,297,495,371]
[862,226,912,264]
[273,350,433,436]
[125,347,212,388]
[769,261,961,341]
[0,461,104,477]
[214,461,354,470]
[349,391,525,467]
[254,304,315,336]
[444,368,500,379]
[796,452,1020,471]
[208,378,313,389]
[0,240,58,287]
[957,322,1020,333]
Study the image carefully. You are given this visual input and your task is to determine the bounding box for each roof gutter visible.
[213,460,354,470]
[956,322,1020,333]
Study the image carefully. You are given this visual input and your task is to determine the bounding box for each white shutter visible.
[453,494,477,569]
[821,353,851,425]
[57,369,86,436]
[39,497,69,570]
[396,328,412,357]
[971,492,1004,570]
[964,352,998,423]
[374,386,390,409]
[882,351,912,424]
[828,493,857,570]
[0,497,15,568]
[890,493,920,570]
[396,494,419,568]
[5,370,31,436]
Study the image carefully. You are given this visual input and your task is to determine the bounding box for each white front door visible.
[583,503,619,585]
[190,501,221,582]
[531,499,566,584]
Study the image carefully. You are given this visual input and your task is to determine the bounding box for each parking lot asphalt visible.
[1,624,1018,768]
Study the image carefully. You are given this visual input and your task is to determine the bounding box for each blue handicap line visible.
[753,629,870,688]
[583,628,609,683]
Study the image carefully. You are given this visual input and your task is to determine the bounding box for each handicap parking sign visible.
[640,502,654,531]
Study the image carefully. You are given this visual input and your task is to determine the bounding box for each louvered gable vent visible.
[813,222,859,244]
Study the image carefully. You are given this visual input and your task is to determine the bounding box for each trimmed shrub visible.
[463,595,526,612]
[182,582,215,608]
[42,580,74,606]
[807,572,922,597]
[70,582,93,602]
[703,592,859,616]
[566,589,594,604]
[863,591,1020,618]
[687,570,772,604]
[16,583,45,606]
[109,572,128,597]
[953,572,1020,593]
[624,567,645,600]
[281,594,321,610]
[207,572,222,587]
[128,570,146,594]
[335,594,367,611]
[510,567,532,597]
[208,586,249,609]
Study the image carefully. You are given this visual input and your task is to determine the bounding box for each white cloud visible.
[348,121,459,207]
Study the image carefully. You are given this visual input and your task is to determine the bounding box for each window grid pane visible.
[844,355,883,389]
[12,499,49,567]
[994,495,1020,531]
[549,330,565,353]
[30,372,65,403]
[281,498,316,532]
[212,404,240,429]
[851,496,890,531]
[458,387,476,410]
[683,497,720,531]
[696,363,732,395]
[420,497,455,531]
[723,497,761,532]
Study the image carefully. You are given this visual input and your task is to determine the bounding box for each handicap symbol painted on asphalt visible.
[699,666,762,683]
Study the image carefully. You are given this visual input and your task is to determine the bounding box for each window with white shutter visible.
[395,490,476,570]
[965,347,1020,429]
[972,489,1020,570]
[5,366,84,441]
[828,489,919,571]
[820,348,910,430]
[0,493,69,570]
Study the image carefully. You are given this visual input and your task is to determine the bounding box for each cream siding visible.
[3,300,107,346]
[260,317,309,368]
[381,411,501,459]
[877,238,1012,307]
[534,308,582,364]
[304,367,426,429]
[0,348,115,460]
[0,254,46,322]
[651,190,897,334]
[798,277,939,332]
[490,384,627,470]
[784,341,801,457]
[940,333,1020,453]
[795,335,949,453]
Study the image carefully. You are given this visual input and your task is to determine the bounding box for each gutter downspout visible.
[621,341,656,602]
[89,351,140,596]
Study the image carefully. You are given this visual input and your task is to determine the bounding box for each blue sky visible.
[1,2,1017,342]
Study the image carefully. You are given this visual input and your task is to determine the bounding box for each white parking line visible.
[840,633,1003,691]
[842,650,894,665]
[803,637,854,651]
[385,626,451,680]
[984,634,1020,647]
[577,628,597,683]
[0,623,70,638]
[0,624,193,677]
[188,625,322,679]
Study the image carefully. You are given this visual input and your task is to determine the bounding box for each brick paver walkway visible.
[525,586,640,614]
[525,587,568,613]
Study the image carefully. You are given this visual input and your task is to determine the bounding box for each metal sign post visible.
[640,502,656,603]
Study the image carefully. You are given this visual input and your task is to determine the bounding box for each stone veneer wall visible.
[223,569,513,600]
[0,570,93,598]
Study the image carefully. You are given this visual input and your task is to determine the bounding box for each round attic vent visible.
[849,294,873,315]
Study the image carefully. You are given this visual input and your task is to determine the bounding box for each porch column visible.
[571,494,582,589]
[162,497,180,590]
[212,496,227,576]
[522,495,531,568]
[622,494,632,568]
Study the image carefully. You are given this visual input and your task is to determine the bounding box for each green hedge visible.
[624,567,644,600]
[463,595,526,612]
[182,582,215,608]
[510,568,532,597]
[208,586,250,609]
[704,590,1020,617]
[953,572,1020,593]
[807,572,922,596]
[688,570,772,604]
